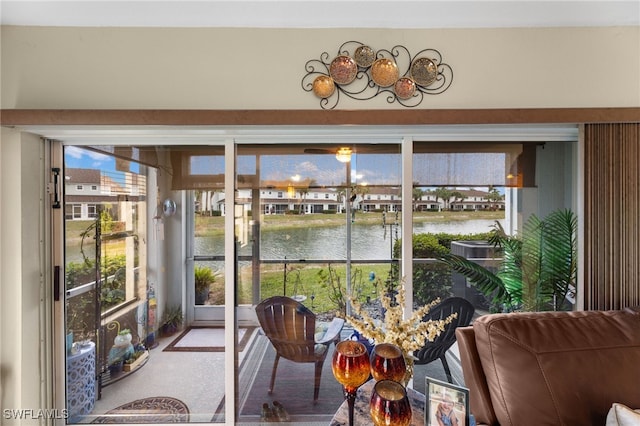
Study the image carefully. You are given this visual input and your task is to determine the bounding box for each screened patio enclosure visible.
[58,124,579,423]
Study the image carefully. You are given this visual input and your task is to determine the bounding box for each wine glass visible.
[370,343,406,383]
[370,379,412,426]
[331,340,371,426]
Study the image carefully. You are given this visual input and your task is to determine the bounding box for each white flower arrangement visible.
[343,279,457,380]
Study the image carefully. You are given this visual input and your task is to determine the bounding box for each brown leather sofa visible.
[455,307,640,425]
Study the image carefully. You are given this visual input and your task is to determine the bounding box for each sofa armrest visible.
[456,326,498,426]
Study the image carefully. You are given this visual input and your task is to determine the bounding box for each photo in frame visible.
[425,377,470,426]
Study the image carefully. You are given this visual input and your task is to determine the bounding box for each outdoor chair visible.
[255,296,345,402]
[414,296,475,383]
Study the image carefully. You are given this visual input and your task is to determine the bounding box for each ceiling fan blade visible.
[303,148,334,154]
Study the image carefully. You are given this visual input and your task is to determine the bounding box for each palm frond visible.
[539,209,577,310]
[438,253,513,307]
[487,220,509,249]
[496,237,523,305]
[520,214,544,310]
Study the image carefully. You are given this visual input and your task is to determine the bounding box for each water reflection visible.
[196,219,501,260]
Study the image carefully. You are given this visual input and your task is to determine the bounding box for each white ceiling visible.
[1,1,639,29]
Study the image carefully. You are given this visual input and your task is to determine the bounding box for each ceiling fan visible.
[303,144,397,155]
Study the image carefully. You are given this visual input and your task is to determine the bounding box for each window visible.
[411,140,577,313]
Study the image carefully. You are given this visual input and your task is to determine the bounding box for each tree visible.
[336,188,346,212]
[296,179,316,214]
[450,190,466,210]
[433,187,453,211]
[486,186,503,211]
[412,186,424,211]
[297,187,309,214]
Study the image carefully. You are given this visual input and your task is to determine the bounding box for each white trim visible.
[49,139,67,425]
[402,136,414,317]
[224,139,237,424]
[19,124,579,145]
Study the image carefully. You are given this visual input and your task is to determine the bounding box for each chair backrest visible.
[414,297,475,364]
[255,296,318,362]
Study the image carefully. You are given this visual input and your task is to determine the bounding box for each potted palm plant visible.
[437,209,577,312]
[160,305,183,336]
[194,265,217,305]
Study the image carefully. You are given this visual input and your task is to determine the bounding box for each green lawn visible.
[237,263,394,314]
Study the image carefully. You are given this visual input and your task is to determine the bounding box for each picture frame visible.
[425,377,470,426]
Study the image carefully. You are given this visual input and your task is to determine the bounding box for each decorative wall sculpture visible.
[302,41,453,109]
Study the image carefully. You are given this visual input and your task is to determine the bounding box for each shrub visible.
[195,265,217,294]
[195,265,218,304]
[392,232,494,306]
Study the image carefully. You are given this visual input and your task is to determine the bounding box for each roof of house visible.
[65,168,100,184]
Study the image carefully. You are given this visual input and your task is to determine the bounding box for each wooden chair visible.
[255,296,345,402]
[413,297,475,383]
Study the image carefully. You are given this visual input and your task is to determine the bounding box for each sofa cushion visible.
[606,403,640,426]
[472,310,640,426]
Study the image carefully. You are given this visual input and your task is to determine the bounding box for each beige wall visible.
[0,127,47,420]
[1,26,639,110]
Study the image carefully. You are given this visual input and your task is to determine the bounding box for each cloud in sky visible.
[65,146,112,169]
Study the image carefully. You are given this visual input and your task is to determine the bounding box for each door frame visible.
[47,123,580,424]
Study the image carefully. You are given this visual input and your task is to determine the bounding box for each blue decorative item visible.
[349,330,374,354]
[66,332,74,354]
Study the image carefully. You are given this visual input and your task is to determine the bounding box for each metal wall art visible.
[301,41,453,109]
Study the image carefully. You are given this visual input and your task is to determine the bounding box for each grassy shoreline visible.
[65,210,504,240]
[196,210,504,236]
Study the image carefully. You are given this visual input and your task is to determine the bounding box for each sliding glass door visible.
[57,126,579,424]
[232,142,402,422]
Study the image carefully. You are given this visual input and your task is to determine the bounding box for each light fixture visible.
[336,147,352,163]
[162,199,177,217]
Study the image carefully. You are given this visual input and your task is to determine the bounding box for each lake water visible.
[196,219,502,261]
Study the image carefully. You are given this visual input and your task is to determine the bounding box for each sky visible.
[64,146,507,191]
[65,146,141,174]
